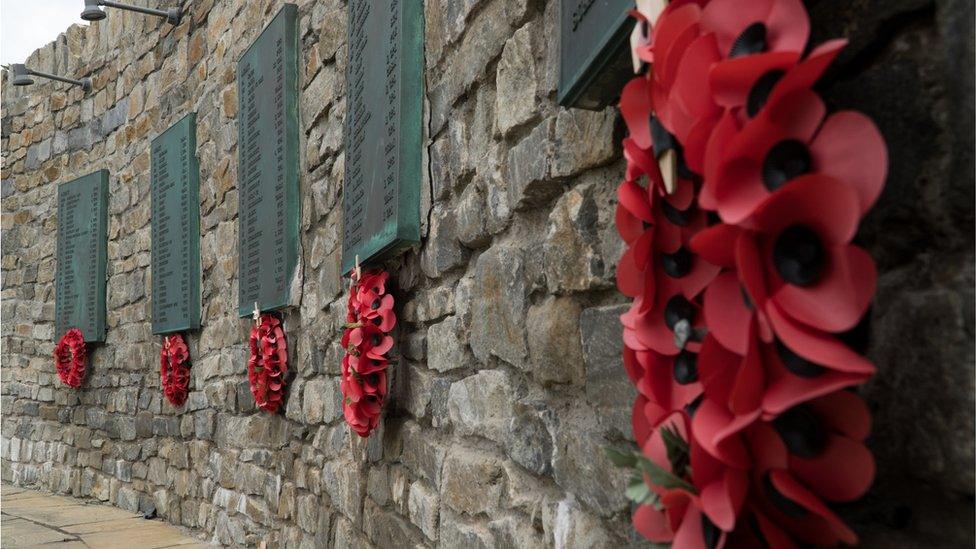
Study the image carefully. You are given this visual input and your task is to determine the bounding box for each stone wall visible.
[0,0,973,548]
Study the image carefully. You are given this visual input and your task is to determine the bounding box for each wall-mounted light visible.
[81,0,182,25]
[9,64,92,92]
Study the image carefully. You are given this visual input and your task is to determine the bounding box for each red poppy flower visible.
[711,88,887,225]
[694,175,876,335]
[342,323,394,361]
[54,328,87,388]
[632,411,749,546]
[700,0,809,60]
[744,391,874,545]
[340,269,396,438]
[343,395,382,437]
[160,333,191,407]
[698,272,874,417]
[248,314,288,413]
[622,265,707,357]
[709,39,845,122]
[617,175,719,306]
[633,347,704,423]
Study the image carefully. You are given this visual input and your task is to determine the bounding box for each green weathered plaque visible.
[236,4,300,317]
[341,0,423,274]
[151,113,201,334]
[55,170,108,343]
[558,0,634,109]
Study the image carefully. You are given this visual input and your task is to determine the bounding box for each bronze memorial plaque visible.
[55,170,108,343]
[341,0,423,274]
[559,0,635,109]
[236,4,300,317]
[151,113,201,334]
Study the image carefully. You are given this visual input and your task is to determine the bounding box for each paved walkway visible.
[1,483,210,548]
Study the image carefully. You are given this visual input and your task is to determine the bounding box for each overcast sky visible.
[1,0,86,65]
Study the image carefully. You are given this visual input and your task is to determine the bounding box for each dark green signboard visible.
[55,170,107,343]
[151,113,200,334]
[236,4,300,317]
[341,0,423,274]
[559,0,634,109]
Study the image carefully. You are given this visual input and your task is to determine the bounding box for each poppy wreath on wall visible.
[54,328,87,388]
[248,313,288,413]
[340,270,396,438]
[160,333,191,407]
[609,0,887,546]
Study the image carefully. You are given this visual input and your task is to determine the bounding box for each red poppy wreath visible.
[341,269,396,438]
[609,0,887,547]
[160,333,191,407]
[54,328,86,388]
[248,313,288,413]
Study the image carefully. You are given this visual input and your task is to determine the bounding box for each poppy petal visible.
[810,111,888,214]
[769,470,858,545]
[750,174,860,246]
[772,244,876,333]
[704,272,753,355]
[621,78,654,149]
[765,301,875,374]
[790,434,875,502]
[709,51,800,109]
[633,504,675,542]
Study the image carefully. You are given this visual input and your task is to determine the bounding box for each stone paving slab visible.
[1,483,210,548]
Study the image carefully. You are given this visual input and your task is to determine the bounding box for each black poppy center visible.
[367,373,379,385]
[740,284,754,310]
[371,334,382,346]
[763,473,808,518]
[673,350,699,385]
[662,200,692,227]
[371,298,381,310]
[775,340,826,378]
[684,394,704,417]
[371,359,382,366]
[772,405,826,459]
[664,295,696,332]
[662,247,693,278]
[650,116,696,178]
[702,514,721,549]
[729,22,768,58]
[773,225,825,287]
[650,116,677,156]
[372,316,383,326]
[747,69,785,117]
[763,139,812,191]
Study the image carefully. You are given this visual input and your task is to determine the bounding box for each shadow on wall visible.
[807,0,975,545]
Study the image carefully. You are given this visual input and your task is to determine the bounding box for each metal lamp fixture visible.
[9,64,92,92]
[81,0,182,25]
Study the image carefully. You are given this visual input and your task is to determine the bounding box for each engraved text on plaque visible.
[55,170,108,343]
[151,113,201,334]
[236,4,300,317]
[341,0,423,274]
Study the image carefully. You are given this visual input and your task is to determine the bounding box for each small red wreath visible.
[248,313,288,413]
[54,328,86,388]
[341,269,396,438]
[160,333,191,407]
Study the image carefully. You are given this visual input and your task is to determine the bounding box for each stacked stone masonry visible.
[1,0,973,547]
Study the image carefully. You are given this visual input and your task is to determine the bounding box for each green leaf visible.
[636,455,697,494]
[625,478,652,503]
[603,446,637,468]
[625,475,663,509]
[660,423,690,477]
[648,543,672,549]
